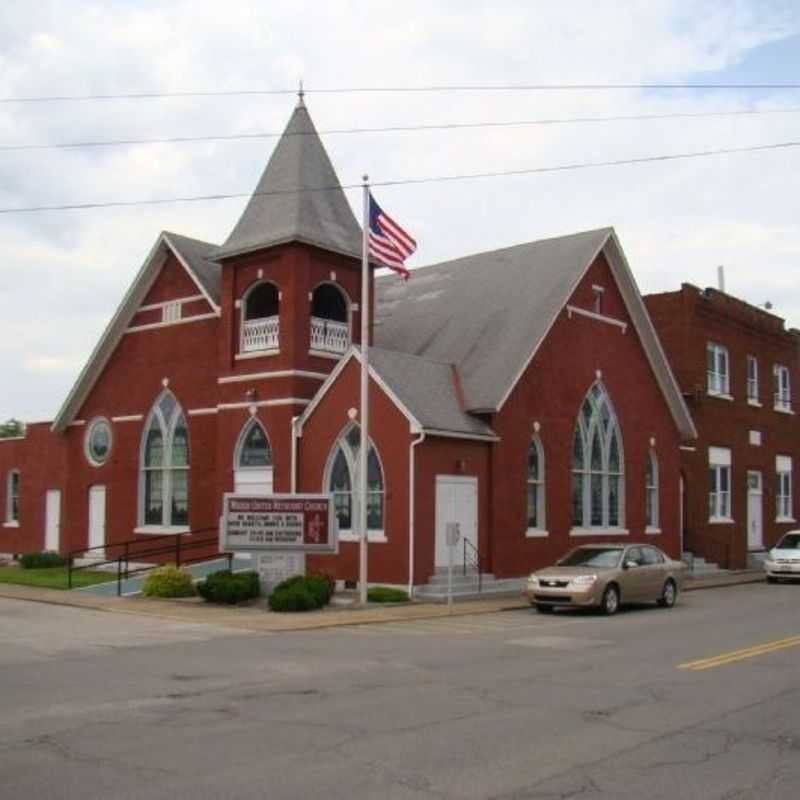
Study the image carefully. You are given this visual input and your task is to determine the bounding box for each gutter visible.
[408,429,426,598]
[290,416,300,493]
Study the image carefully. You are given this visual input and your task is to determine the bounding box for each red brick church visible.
[0,98,696,593]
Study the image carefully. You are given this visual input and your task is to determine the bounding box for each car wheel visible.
[657,579,677,608]
[535,604,554,614]
[602,584,620,616]
[767,575,778,584]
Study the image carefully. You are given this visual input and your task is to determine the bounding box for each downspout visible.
[408,428,426,598]
[290,416,299,494]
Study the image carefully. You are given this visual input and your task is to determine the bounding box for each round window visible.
[86,419,112,466]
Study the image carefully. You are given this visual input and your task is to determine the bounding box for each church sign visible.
[221,493,337,554]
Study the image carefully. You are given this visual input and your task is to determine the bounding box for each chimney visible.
[717,265,726,294]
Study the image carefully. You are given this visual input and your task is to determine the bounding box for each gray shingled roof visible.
[164,231,222,306]
[375,228,612,412]
[367,347,496,437]
[212,100,362,261]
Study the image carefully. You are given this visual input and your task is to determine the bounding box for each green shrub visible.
[196,570,260,604]
[308,570,336,598]
[367,586,410,603]
[267,573,334,612]
[142,564,195,598]
[19,551,66,569]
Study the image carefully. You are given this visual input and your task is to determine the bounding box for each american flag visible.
[368,193,416,278]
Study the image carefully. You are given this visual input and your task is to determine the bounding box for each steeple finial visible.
[297,79,305,107]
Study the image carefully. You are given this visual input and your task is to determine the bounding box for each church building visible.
[0,98,696,594]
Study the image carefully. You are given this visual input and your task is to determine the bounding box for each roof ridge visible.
[162,230,218,249]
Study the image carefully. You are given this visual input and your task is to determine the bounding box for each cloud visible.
[0,1,799,419]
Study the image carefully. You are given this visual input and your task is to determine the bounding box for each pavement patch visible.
[507,635,613,649]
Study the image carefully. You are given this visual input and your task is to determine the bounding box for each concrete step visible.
[747,551,767,569]
[415,573,525,601]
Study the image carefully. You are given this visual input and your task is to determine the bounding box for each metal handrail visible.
[462,537,482,593]
[67,528,230,595]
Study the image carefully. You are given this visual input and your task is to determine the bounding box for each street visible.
[0,583,798,799]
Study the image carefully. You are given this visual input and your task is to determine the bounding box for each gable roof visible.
[51,231,220,432]
[375,227,696,439]
[212,99,362,262]
[297,347,498,441]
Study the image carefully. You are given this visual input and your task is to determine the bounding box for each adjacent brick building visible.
[1,97,697,594]
[645,284,800,569]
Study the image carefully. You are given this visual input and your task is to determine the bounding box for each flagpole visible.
[359,175,370,606]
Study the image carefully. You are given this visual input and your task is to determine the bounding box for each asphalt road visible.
[0,583,798,799]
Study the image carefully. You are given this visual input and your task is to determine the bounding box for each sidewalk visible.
[0,569,766,633]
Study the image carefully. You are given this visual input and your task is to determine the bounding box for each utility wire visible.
[2,83,800,103]
[1,139,797,215]
[2,106,800,153]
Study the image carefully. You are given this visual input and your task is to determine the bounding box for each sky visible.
[1,0,799,422]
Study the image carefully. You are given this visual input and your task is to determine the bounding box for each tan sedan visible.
[526,543,687,615]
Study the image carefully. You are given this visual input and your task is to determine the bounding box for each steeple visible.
[212,99,362,261]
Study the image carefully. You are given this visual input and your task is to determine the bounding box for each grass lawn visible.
[0,566,115,590]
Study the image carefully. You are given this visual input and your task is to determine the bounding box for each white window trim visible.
[84,417,113,467]
[240,280,281,355]
[138,391,190,530]
[323,424,386,540]
[571,528,630,537]
[526,435,546,535]
[746,356,759,404]
[234,418,274,481]
[776,456,793,522]
[773,364,792,412]
[706,342,730,398]
[645,449,659,531]
[5,469,20,524]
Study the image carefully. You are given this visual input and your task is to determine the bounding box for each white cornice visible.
[218,369,328,384]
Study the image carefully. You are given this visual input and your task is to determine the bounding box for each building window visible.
[85,418,112,466]
[706,342,729,396]
[708,446,732,522]
[526,436,545,531]
[241,281,280,353]
[774,364,791,412]
[571,382,624,530]
[139,391,189,529]
[310,283,350,355]
[776,455,793,521]
[645,450,659,530]
[324,425,384,539]
[5,470,19,524]
[592,286,604,314]
[236,420,272,468]
[747,356,759,404]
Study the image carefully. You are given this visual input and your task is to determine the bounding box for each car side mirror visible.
[623,560,638,570]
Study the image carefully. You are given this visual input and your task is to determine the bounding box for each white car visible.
[763,531,800,583]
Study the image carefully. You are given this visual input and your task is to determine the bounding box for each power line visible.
[3,106,800,153]
[2,83,800,104]
[1,139,797,215]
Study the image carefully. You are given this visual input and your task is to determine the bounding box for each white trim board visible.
[218,369,328,384]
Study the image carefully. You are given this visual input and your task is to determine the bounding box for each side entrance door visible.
[45,490,61,552]
[747,471,763,550]
[434,475,478,569]
[88,485,106,556]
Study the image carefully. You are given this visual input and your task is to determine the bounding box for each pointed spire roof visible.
[212,99,362,261]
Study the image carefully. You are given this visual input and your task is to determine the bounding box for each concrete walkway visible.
[0,568,766,633]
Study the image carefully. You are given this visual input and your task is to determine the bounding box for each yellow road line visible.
[678,635,800,671]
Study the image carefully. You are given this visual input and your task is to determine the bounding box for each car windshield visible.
[776,533,800,550]
[557,547,623,568]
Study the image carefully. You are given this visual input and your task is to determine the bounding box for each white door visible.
[434,476,478,568]
[88,485,106,555]
[747,471,763,550]
[45,490,61,552]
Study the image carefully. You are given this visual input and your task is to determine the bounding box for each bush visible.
[142,564,195,598]
[268,573,333,612]
[308,570,336,599]
[19,551,66,569]
[367,586,410,603]
[196,570,260,605]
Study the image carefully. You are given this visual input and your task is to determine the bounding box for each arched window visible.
[241,282,280,352]
[310,283,350,354]
[526,436,545,532]
[139,391,189,529]
[5,470,19,524]
[571,383,624,529]
[324,425,384,538]
[233,419,274,495]
[646,450,659,530]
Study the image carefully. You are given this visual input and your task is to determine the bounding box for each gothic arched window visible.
[526,436,545,531]
[571,383,624,529]
[139,391,189,529]
[324,425,384,538]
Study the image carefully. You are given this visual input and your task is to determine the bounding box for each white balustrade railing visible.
[241,315,280,353]
[310,317,350,354]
